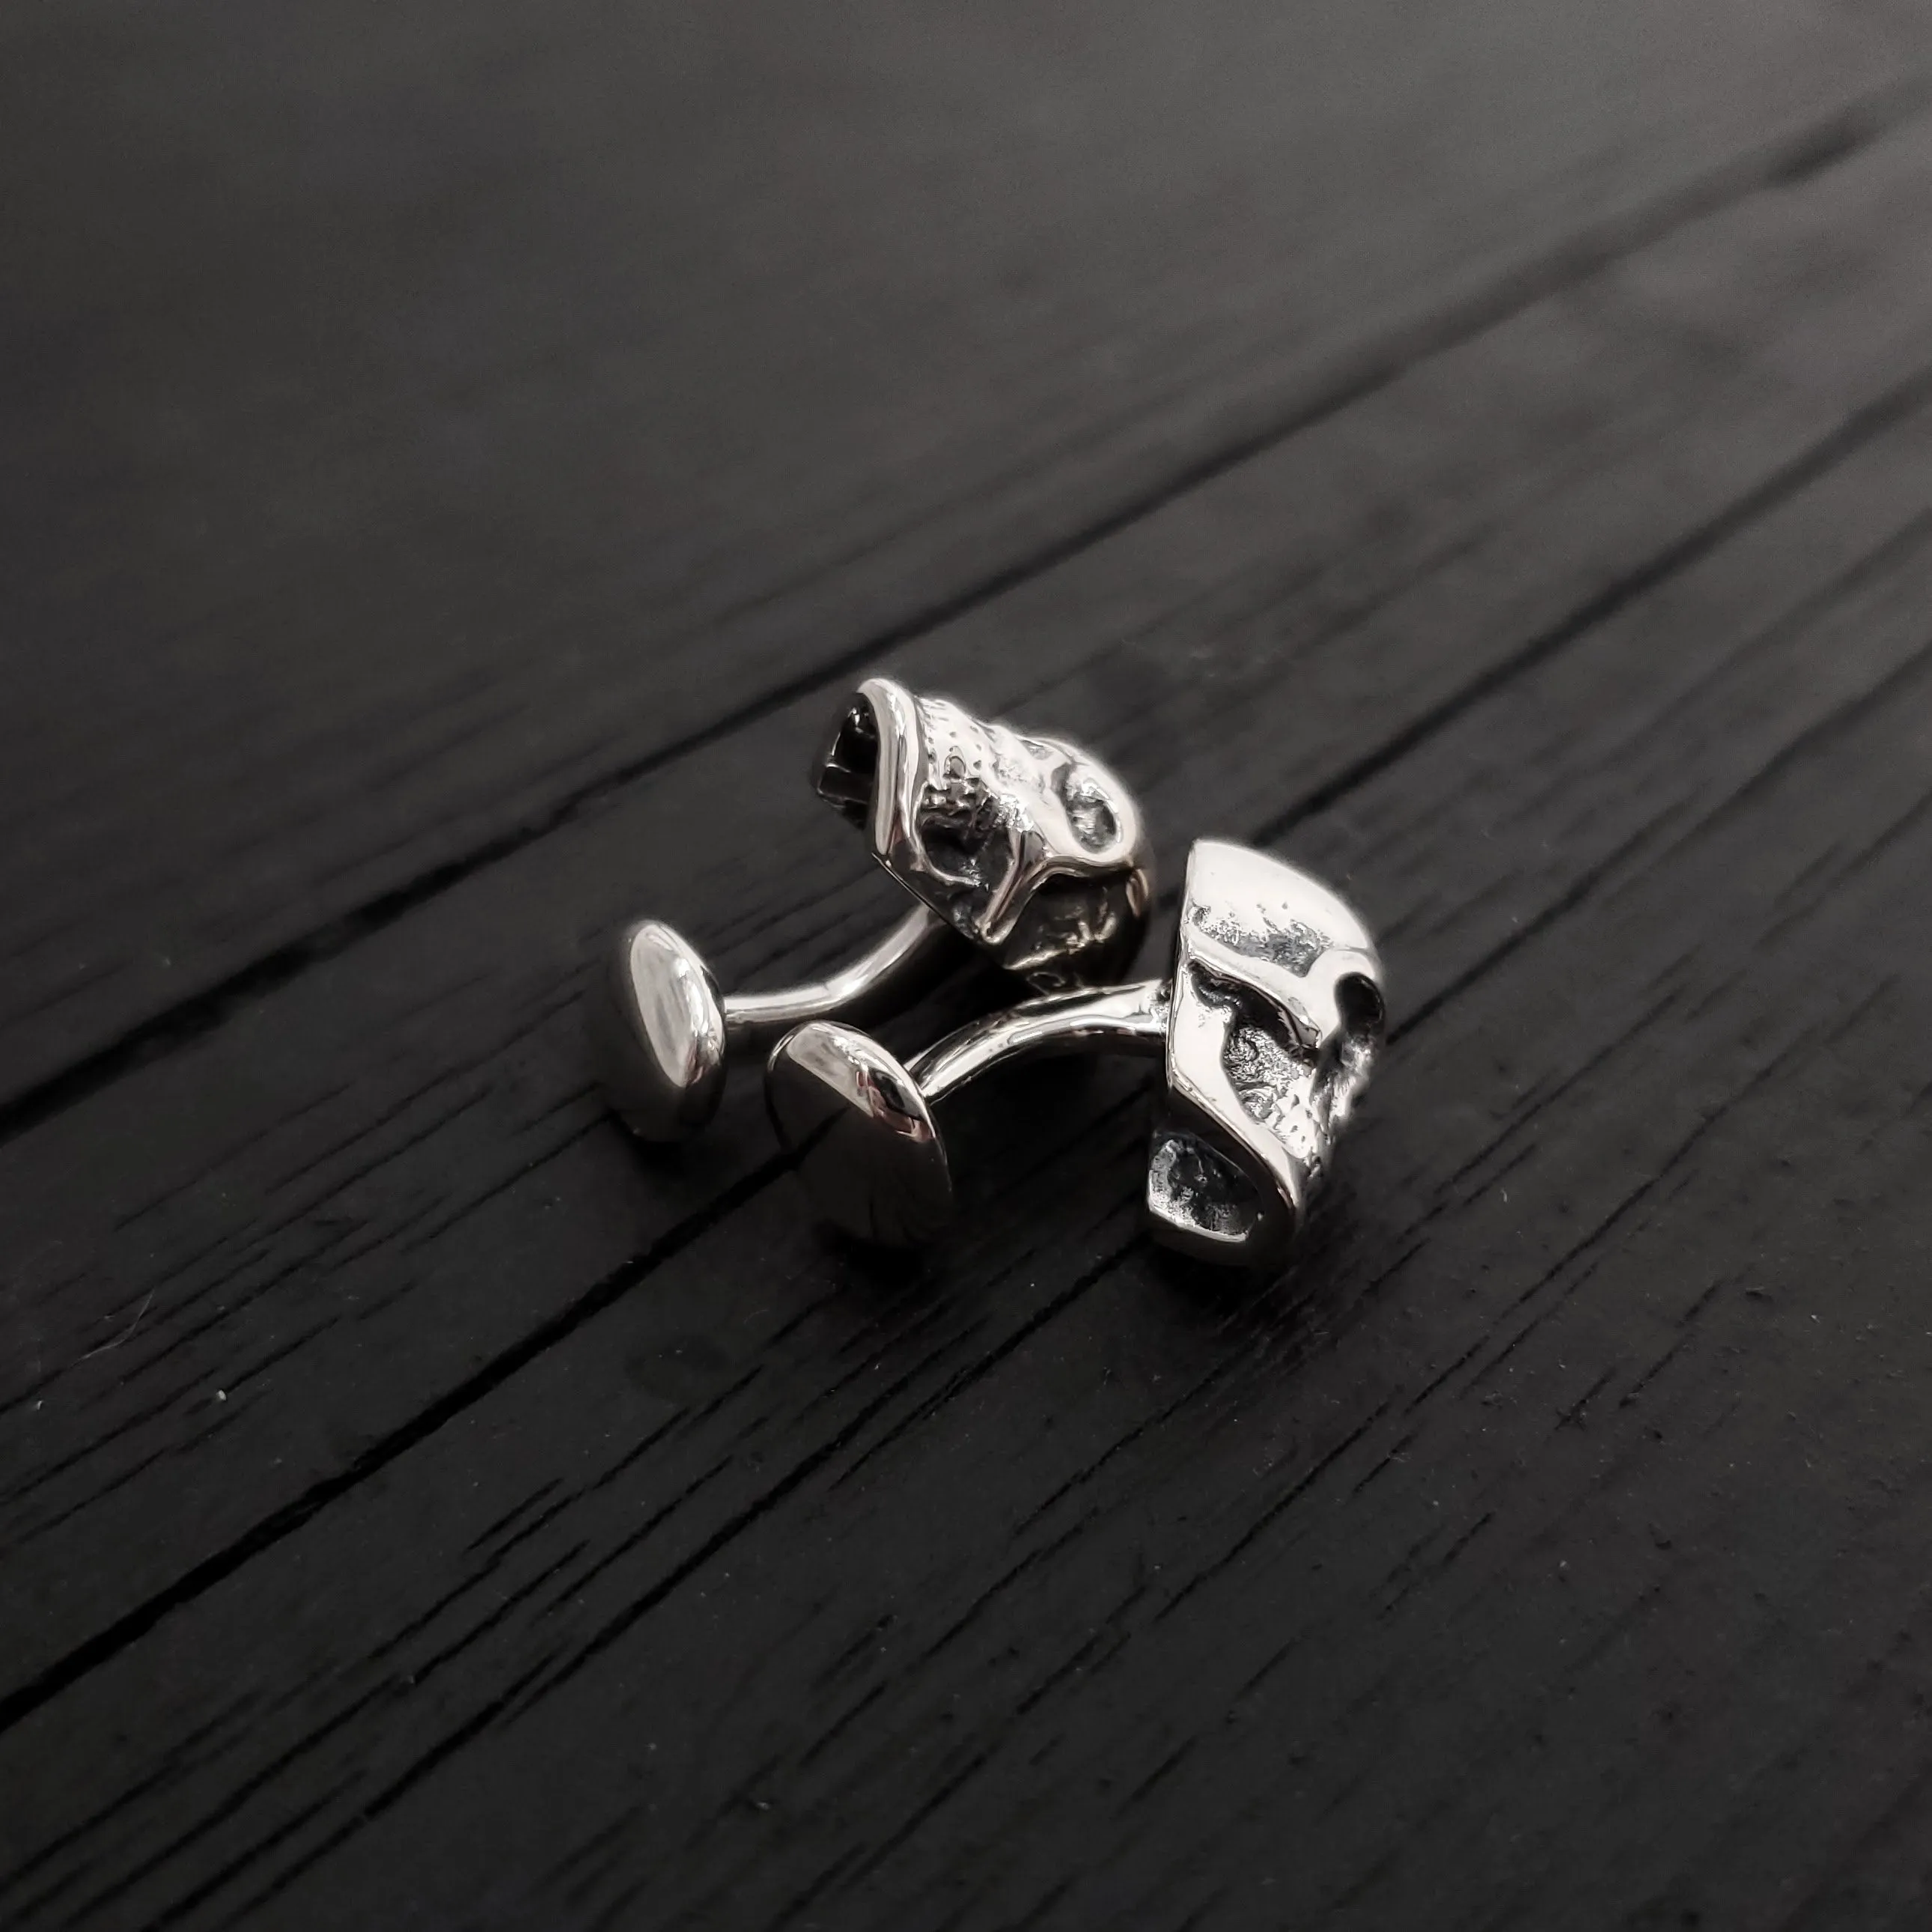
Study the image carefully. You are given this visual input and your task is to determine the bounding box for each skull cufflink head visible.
[766,840,1385,1267]
[591,677,1154,1142]
[816,677,1152,990]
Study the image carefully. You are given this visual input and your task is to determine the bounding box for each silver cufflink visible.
[591,677,1154,1141]
[766,839,1385,1267]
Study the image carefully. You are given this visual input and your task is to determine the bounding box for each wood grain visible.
[0,0,1922,1113]
[4,7,1932,1929]
[4,103,1930,1704]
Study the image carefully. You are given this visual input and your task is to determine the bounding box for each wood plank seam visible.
[22,525,1932,1916]
[330,644,1932,1920]
[0,76,1923,1158]
[3,352,1930,1761]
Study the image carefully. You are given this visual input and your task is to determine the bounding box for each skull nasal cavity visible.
[1054,764,1118,851]
[916,768,1011,892]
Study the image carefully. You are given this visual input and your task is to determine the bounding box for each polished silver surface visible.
[1151,838,1383,1265]
[767,839,1385,1268]
[912,980,1168,1103]
[594,675,1154,1142]
[591,906,959,1142]
[817,676,1153,989]
[591,921,730,1143]
[764,1019,956,1249]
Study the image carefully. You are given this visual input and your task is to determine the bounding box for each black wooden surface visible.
[6,5,1932,1928]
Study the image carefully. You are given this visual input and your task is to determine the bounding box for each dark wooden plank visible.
[4,107,1932,1928]
[1,0,1924,1117]
[5,106,1932,1718]
[11,420,1932,1932]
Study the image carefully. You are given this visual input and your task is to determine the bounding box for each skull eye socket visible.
[919,826,973,879]
[1317,972,1385,1133]
[1052,762,1118,852]
[1186,966,1327,1171]
[915,758,1013,898]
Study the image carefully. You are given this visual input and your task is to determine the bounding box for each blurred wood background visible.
[5,3,1932,1925]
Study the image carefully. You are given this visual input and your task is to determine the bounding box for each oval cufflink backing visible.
[591,677,1154,1142]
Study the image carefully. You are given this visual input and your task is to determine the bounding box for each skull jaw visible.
[1147,978,1386,1270]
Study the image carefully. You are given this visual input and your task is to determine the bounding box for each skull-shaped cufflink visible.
[765,840,1385,1267]
[591,677,1154,1142]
